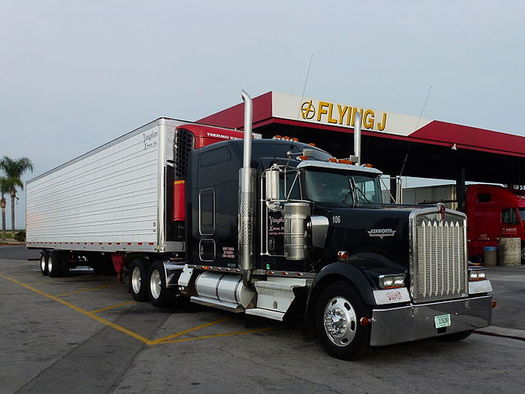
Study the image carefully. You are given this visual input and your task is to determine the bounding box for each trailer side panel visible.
[26,123,163,252]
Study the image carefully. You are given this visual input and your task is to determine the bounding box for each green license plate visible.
[434,314,451,329]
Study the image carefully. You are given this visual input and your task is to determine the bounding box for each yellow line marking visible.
[151,317,231,344]
[0,273,154,345]
[157,326,277,344]
[55,283,118,297]
[90,300,137,314]
[0,273,279,346]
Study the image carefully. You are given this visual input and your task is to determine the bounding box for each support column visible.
[456,167,466,212]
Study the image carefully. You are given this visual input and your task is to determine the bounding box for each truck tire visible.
[521,243,525,264]
[439,330,473,342]
[315,281,370,360]
[148,261,175,307]
[61,253,70,277]
[129,259,149,302]
[40,251,49,276]
[48,251,63,277]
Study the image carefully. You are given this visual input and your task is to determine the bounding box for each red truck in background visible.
[466,184,525,262]
[403,184,525,263]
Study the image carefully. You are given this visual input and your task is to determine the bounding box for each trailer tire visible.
[439,330,473,342]
[40,251,49,276]
[129,259,149,302]
[315,281,370,360]
[148,261,175,307]
[48,251,64,277]
[60,253,70,276]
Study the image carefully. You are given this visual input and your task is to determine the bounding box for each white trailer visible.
[26,118,182,254]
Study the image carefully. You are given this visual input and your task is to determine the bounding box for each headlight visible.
[378,274,406,289]
[469,269,487,281]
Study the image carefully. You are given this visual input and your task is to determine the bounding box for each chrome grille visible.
[410,210,468,303]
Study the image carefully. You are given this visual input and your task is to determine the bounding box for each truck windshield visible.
[519,208,525,222]
[304,168,383,207]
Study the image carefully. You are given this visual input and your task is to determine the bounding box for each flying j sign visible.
[271,92,432,137]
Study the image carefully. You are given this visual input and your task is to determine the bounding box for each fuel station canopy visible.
[199,91,525,188]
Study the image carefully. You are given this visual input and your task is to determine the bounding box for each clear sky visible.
[1,0,524,229]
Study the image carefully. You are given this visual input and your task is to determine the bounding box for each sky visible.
[1,0,525,229]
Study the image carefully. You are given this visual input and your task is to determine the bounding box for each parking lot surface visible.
[1,245,525,394]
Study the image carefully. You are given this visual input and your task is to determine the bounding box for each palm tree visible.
[0,177,9,240]
[0,157,34,237]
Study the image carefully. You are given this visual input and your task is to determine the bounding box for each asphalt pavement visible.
[1,244,524,394]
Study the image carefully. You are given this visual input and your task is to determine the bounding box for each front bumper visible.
[370,295,492,346]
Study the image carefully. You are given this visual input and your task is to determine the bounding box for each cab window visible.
[502,208,519,225]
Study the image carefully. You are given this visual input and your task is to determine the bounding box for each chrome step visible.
[245,308,285,321]
[190,296,244,313]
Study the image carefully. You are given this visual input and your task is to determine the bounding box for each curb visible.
[475,326,525,341]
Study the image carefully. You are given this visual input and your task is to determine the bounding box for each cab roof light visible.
[327,158,354,165]
[308,142,316,147]
[362,163,374,168]
[273,135,282,140]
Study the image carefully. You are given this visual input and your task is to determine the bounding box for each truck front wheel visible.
[129,259,149,301]
[148,261,175,307]
[315,281,370,360]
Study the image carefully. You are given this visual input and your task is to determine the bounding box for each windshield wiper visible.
[347,178,358,207]
[349,178,373,206]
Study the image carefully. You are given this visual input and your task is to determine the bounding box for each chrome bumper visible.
[370,295,492,347]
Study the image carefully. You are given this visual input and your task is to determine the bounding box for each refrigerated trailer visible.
[27,92,494,359]
[26,118,251,255]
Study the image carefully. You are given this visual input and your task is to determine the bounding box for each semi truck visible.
[26,91,493,360]
[403,184,525,263]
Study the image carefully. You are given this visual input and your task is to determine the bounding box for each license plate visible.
[434,314,451,329]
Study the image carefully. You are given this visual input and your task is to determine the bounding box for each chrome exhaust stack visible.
[350,111,362,165]
[239,90,256,285]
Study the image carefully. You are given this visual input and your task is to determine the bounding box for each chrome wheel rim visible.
[150,269,161,299]
[323,296,357,347]
[40,256,46,272]
[131,266,142,294]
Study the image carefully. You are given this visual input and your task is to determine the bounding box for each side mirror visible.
[265,167,281,211]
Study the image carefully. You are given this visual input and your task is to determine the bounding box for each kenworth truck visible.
[26,91,493,359]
